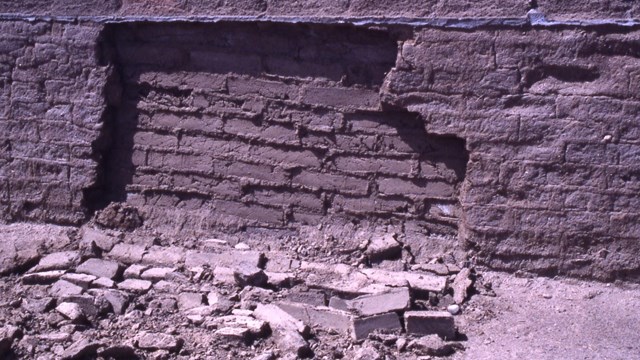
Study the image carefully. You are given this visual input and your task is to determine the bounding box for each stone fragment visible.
[277,302,353,335]
[407,334,464,356]
[82,227,118,252]
[352,312,402,340]
[353,344,383,360]
[61,294,110,319]
[124,264,148,279]
[143,246,185,266]
[178,292,204,311]
[136,332,182,352]
[328,296,350,311]
[61,338,102,360]
[92,277,115,288]
[404,311,456,339]
[99,345,138,359]
[447,304,460,315]
[38,332,71,342]
[215,315,268,337]
[22,270,66,285]
[265,271,295,288]
[234,264,268,287]
[49,280,84,297]
[32,251,80,272]
[411,263,460,275]
[348,287,411,316]
[141,267,175,282]
[214,327,250,341]
[22,297,55,313]
[76,259,121,280]
[154,280,178,292]
[61,273,97,289]
[213,266,236,285]
[254,304,310,357]
[94,289,129,314]
[118,279,153,293]
[202,238,229,249]
[252,352,276,360]
[109,244,145,264]
[452,268,473,304]
[254,304,309,334]
[185,306,215,316]
[365,234,402,261]
[56,302,85,322]
[185,250,263,269]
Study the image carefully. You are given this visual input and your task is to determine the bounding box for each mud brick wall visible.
[383,29,640,280]
[0,20,109,224]
[103,23,468,235]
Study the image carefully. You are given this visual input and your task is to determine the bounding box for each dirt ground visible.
[1,222,639,360]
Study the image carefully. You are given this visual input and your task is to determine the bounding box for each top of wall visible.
[0,0,637,21]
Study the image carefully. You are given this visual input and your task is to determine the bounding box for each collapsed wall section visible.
[103,22,468,235]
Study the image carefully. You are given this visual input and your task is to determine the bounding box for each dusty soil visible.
[1,222,639,360]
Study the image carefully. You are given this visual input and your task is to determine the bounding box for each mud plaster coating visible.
[1,2,640,282]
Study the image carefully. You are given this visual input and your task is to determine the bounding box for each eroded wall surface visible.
[1,2,640,281]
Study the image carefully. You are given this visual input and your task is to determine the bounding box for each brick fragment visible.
[352,312,402,340]
[76,259,121,280]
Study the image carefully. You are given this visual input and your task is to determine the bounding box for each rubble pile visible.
[0,227,476,359]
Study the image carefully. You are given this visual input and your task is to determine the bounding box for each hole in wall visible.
[93,21,469,237]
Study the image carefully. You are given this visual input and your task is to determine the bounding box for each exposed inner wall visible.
[101,22,469,242]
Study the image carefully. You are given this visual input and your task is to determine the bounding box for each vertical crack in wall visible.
[93,21,468,240]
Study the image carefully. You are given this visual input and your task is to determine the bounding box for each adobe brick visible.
[190,50,262,75]
[248,189,323,211]
[293,171,369,195]
[334,155,414,175]
[301,87,380,111]
[227,77,299,100]
[378,178,455,198]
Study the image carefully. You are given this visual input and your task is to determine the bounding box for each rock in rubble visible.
[77,259,122,280]
[124,264,148,279]
[253,304,311,357]
[136,332,183,352]
[452,268,474,304]
[352,343,383,360]
[109,244,145,264]
[99,344,138,359]
[0,326,18,357]
[61,273,97,289]
[31,251,81,272]
[49,280,84,297]
[118,279,153,293]
[408,334,464,357]
[234,264,268,287]
[56,302,85,323]
[60,338,103,360]
[82,227,118,252]
[95,203,142,231]
[365,234,402,261]
[22,270,66,285]
[177,292,204,311]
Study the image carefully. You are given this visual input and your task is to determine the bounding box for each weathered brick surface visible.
[384,29,640,281]
[0,21,108,224]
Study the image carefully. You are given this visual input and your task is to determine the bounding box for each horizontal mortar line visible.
[1,14,640,29]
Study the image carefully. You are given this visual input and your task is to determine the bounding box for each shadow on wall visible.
[95,21,469,234]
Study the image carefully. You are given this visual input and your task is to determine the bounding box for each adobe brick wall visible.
[1,3,639,281]
[0,20,109,224]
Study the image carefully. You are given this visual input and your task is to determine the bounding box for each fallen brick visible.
[347,287,411,316]
[365,234,402,261]
[31,251,80,272]
[452,268,473,304]
[61,273,96,289]
[142,246,185,266]
[49,280,84,297]
[253,304,310,357]
[141,267,175,282]
[117,279,152,293]
[136,332,182,351]
[404,311,456,340]
[359,268,447,293]
[352,312,402,340]
[22,270,66,285]
[277,302,353,335]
